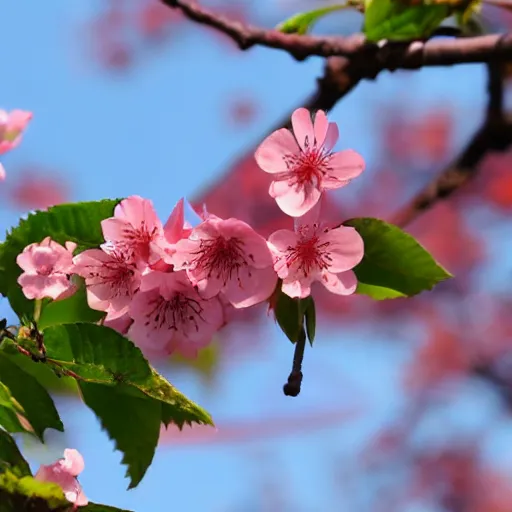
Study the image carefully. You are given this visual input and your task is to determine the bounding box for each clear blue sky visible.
[0,2,501,511]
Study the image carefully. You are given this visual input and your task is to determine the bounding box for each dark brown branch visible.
[391,61,512,227]
[162,0,512,68]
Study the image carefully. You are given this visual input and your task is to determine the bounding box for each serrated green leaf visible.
[304,297,316,346]
[0,429,32,478]
[363,0,450,41]
[79,382,160,489]
[0,353,63,441]
[344,218,452,299]
[0,199,120,320]
[82,505,134,512]
[0,470,69,511]
[277,3,350,34]
[0,383,33,436]
[42,323,213,425]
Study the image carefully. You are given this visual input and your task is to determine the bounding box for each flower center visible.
[285,234,332,277]
[192,236,248,283]
[121,221,158,261]
[37,264,54,276]
[145,293,204,333]
[282,147,331,188]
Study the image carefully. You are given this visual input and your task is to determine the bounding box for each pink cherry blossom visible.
[34,448,88,507]
[0,109,32,155]
[268,208,364,298]
[101,195,165,264]
[149,197,192,265]
[103,311,134,335]
[17,237,77,301]
[73,244,140,319]
[254,107,365,217]
[128,270,224,358]
[171,216,278,308]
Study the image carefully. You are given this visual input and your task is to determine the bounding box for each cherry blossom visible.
[128,270,224,358]
[101,195,165,264]
[268,206,364,298]
[73,243,141,319]
[0,109,32,155]
[254,107,365,217]
[171,215,278,308]
[17,237,77,300]
[34,449,88,507]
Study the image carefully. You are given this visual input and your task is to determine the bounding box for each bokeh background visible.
[3,1,512,511]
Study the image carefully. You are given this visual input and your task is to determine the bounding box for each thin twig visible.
[161,0,512,68]
[391,61,512,227]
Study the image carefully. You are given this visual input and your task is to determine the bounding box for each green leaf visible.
[0,353,63,441]
[0,429,32,478]
[41,323,213,487]
[42,323,213,425]
[0,199,120,319]
[82,505,134,512]
[0,470,69,511]
[38,278,105,330]
[0,382,33,436]
[277,3,350,34]
[344,218,452,299]
[304,297,316,346]
[79,382,160,489]
[363,0,450,41]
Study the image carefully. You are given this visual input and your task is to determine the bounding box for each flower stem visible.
[33,299,42,323]
[283,328,306,397]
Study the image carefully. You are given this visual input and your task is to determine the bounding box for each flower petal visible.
[321,226,364,273]
[223,265,277,308]
[291,108,314,152]
[320,269,357,295]
[313,110,329,147]
[323,123,339,152]
[322,149,365,189]
[274,183,322,217]
[254,128,299,174]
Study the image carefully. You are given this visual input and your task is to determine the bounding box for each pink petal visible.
[7,110,32,132]
[254,128,299,174]
[291,108,314,152]
[323,123,339,152]
[267,229,298,252]
[320,226,364,273]
[63,449,84,476]
[218,218,273,268]
[274,182,322,218]
[281,277,312,299]
[0,163,6,181]
[293,199,322,233]
[322,150,365,190]
[16,249,37,273]
[101,217,128,243]
[223,265,277,308]
[65,241,77,254]
[313,110,329,147]
[195,272,224,299]
[320,269,357,295]
[163,198,185,243]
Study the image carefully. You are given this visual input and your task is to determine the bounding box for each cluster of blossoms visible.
[0,109,32,180]
[16,108,365,357]
[35,448,87,508]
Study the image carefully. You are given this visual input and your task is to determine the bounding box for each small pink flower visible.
[17,237,77,300]
[254,107,365,217]
[0,109,32,155]
[101,195,165,264]
[268,207,364,298]
[149,198,192,265]
[73,244,140,319]
[34,448,88,507]
[128,270,223,358]
[171,215,278,308]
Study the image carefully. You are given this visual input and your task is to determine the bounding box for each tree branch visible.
[161,0,512,68]
[391,61,512,228]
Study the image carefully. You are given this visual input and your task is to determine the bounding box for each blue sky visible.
[0,2,503,511]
